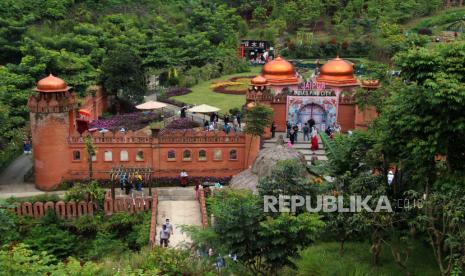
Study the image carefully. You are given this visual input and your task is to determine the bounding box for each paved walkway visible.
[155,187,202,248]
[0,154,46,199]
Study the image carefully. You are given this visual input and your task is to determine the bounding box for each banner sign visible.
[240,40,269,49]
[287,96,338,130]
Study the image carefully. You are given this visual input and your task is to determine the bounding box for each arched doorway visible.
[298,103,326,130]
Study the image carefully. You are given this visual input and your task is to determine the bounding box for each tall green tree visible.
[100,45,146,105]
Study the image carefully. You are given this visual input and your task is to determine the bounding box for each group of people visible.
[203,112,242,134]
[159,218,174,247]
[286,119,319,151]
[119,172,145,195]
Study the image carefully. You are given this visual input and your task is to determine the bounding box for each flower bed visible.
[90,112,161,131]
[165,118,200,130]
[166,87,192,97]
[212,76,254,95]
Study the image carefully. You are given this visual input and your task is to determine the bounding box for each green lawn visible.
[172,67,261,113]
[284,241,439,276]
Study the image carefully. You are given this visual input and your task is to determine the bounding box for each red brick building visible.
[28,75,260,191]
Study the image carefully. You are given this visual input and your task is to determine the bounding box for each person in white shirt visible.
[180,169,188,187]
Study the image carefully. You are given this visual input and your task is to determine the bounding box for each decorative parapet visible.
[14,200,96,219]
[159,131,245,144]
[246,91,287,104]
[68,129,153,144]
[28,91,77,113]
[13,195,154,219]
[198,189,208,228]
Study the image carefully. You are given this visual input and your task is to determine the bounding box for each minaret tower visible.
[28,74,77,190]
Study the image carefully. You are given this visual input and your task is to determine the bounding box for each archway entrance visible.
[298,103,326,130]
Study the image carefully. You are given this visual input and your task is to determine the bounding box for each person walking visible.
[180,169,188,187]
[307,118,315,130]
[292,125,299,142]
[271,122,276,138]
[236,113,241,128]
[311,126,319,151]
[224,114,230,125]
[289,129,296,145]
[286,121,292,138]
[165,218,174,236]
[224,123,231,134]
[303,123,310,141]
[160,224,170,247]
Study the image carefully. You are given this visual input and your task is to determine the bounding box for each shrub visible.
[64,181,105,205]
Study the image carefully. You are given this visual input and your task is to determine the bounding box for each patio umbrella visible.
[79,108,91,117]
[135,100,168,110]
[187,104,220,123]
[187,104,220,113]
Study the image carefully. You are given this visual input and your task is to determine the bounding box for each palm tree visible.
[244,103,274,164]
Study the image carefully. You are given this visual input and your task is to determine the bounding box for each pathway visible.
[155,187,202,248]
[0,154,47,199]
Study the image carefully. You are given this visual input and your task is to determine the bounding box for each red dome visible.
[34,74,70,92]
[251,75,268,85]
[316,57,358,87]
[261,56,299,85]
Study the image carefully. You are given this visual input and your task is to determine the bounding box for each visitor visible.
[214,112,219,123]
[135,172,143,192]
[236,113,241,128]
[292,125,299,141]
[224,114,230,125]
[160,224,170,247]
[125,178,132,195]
[387,170,394,185]
[23,138,32,154]
[165,219,174,236]
[180,107,186,118]
[119,173,127,195]
[210,113,215,123]
[209,122,215,131]
[195,180,201,200]
[204,120,209,130]
[180,169,188,187]
[286,121,292,138]
[310,153,318,165]
[303,123,310,141]
[223,123,230,134]
[233,116,239,131]
[311,127,319,152]
[289,129,296,145]
[271,122,276,138]
[307,118,315,130]
[334,123,342,134]
[325,125,332,137]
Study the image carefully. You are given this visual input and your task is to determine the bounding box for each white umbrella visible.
[136,101,168,110]
[187,104,220,123]
[187,104,220,113]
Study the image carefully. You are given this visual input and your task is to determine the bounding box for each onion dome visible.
[316,57,358,87]
[246,102,256,109]
[251,75,268,85]
[34,74,71,92]
[261,56,299,85]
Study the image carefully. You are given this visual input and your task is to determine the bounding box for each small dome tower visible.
[28,74,77,190]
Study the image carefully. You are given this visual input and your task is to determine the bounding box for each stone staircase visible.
[262,132,327,165]
[155,187,202,248]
